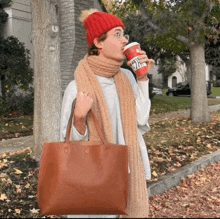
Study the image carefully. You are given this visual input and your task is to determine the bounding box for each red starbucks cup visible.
[124,42,149,79]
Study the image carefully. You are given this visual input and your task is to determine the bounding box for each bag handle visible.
[65,101,107,145]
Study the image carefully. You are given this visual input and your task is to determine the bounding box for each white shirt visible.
[60,68,151,180]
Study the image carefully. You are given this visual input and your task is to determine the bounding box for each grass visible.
[0,94,220,139]
[151,94,220,115]
[211,87,220,96]
[0,115,33,140]
[151,96,191,115]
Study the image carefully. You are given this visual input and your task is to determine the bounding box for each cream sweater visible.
[60,68,151,180]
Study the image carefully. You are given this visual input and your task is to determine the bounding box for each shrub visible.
[0,87,34,117]
[213,80,220,87]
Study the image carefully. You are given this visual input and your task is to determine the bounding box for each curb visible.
[0,136,33,155]
[147,150,220,198]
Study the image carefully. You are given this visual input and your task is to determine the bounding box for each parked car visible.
[152,87,163,96]
[166,82,212,97]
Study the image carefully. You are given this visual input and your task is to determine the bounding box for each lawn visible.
[0,115,33,140]
[0,94,220,139]
[211,87,220,96]
[151,94,220,115]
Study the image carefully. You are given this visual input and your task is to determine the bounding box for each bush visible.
[213,80,220,87]
[149,81,156,99]
[0,87,34,117]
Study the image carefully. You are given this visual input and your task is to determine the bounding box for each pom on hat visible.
[79,9,98,22]
[79,9,125,47]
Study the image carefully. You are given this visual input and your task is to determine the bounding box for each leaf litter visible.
[0,148,64,218]
[144,110,220,184]
[0,110,219,217]
[149,161,220,218]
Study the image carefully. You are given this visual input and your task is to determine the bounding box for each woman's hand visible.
[74,91,93,135]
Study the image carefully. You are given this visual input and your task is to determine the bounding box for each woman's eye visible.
[116,32,121,37]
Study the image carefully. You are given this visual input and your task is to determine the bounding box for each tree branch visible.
[139,2,160,31]
[176,35,191,47]
[139,1,191,47]
[192,0,213,40]
[205,26,219,34]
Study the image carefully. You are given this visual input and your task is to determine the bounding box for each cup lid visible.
[124,42,140,51]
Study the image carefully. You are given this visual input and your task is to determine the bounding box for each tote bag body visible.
[37,110,129,215]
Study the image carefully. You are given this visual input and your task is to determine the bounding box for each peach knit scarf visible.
[74,55,149,218]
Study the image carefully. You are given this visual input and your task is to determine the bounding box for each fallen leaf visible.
[15,209,21,214]
[25,183,31,189]
[30,208,40,214]
[152,171,158,177]
[16,186,22,194]
[161,140,167,144]
[0,173,7,178]
[174,162,182,167]
[1,153,7,158]
[14,168,23,175]
[206,144,212,148]
[0,194,7,201]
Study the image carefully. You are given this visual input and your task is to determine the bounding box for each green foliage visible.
[0,36,33,116]
[103,0,139,19]
[0,87,34,117]
[205,37,220,68]
[213,80,220,87]
[0,0,11,25]
[0,36,33,99]
[142,0,220,45]
[158,55,177,88]
[0,0,11,4]
[0,7,8,24]
[108,0,220,93]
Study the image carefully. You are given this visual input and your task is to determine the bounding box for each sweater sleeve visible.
[59,80,89,142]
[136,80,151,134]
[120,68,151,135]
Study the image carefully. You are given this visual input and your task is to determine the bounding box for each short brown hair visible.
[88,32,108,56]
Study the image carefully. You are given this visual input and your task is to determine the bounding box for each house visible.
[0,0,105,96]
[0,0,34,67]
[150,56,216,89]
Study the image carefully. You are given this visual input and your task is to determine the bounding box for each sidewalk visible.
[1,104,220,198]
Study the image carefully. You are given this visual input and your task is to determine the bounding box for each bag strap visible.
[65,101,107,145]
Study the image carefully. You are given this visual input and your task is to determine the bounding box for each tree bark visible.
[31,0,61,161]
[185,59,192,86]
[190,44,211,123]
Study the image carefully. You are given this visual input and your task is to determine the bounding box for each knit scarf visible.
[74,55,149,218]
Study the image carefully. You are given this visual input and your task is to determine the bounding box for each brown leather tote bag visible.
[37,109,129,216]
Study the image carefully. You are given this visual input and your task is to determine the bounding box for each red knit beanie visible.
[80,9,125,47]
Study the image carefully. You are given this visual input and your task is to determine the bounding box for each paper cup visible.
[124,42,149,78]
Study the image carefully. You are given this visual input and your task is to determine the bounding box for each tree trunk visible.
[190,44,211,123]
[31,0,62,161]
[185,59,192,86]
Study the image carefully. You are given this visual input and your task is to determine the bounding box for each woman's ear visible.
[93,38,104,49]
